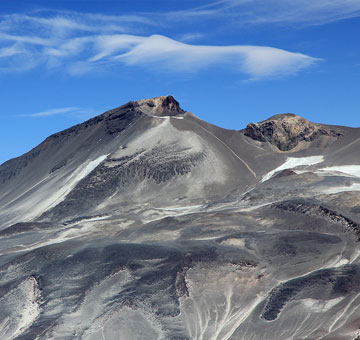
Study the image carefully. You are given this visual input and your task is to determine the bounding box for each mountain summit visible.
[245,113,343,151]
[136,95,185,116]
[1,96,360,340]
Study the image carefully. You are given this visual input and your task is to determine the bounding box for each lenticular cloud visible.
[0,12,320,79]
[111,34,319,79]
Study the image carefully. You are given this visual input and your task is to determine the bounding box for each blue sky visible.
[0,0,359,164]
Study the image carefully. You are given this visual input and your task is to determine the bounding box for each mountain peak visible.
[265,113,303,121]
[245,113,343,151]
[136,95,185,117]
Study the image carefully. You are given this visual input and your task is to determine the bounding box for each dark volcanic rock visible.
[272,198,360,239]
[262,265,360,321]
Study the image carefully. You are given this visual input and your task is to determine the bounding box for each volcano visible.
[1,95,360,340]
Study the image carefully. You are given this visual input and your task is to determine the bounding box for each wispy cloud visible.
[0,11,320,80]
[0,45,24,58]
[19,107,82,117]
[174,0,360,25]
[177,33,205,42]
[0,11,153,35]
[16,106,105,119]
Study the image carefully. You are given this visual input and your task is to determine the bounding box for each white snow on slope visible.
[28,154,109,220]
[261,156,324,182]
[317,165,360,178]
[314,165,360,194]
[149,115,184,120]
[84,154,109,175]
[1,154,109,225]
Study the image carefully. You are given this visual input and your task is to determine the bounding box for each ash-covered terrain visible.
[1,95,360,340]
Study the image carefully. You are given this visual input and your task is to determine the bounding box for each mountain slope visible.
[1,96,360,340]
[0,96,273,225]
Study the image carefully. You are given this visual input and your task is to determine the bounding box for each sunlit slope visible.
[1,97,360,339]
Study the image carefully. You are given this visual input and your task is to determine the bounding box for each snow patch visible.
[262,156,324,182]
[82,154,109,177]
[23,154,109,220]
[317,165,360,178]
[149,115,184,120]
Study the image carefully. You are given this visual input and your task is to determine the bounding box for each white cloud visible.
[248,0,360,25]
[0,11,320,79]
[19,106,107,120]
[0,32,52,46]
[177,0,360,25]
[0,12,152,36]
[89,34,145,62]
[20,107,82,117]
[112,35,319,79]
[0,45,24,58]
[177,33,205,42]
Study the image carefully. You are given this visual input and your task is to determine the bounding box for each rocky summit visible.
[1,96,360,340]
[245,113,343,151]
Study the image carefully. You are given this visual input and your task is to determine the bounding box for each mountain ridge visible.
[1,96,360,340]
[0,95,352,170]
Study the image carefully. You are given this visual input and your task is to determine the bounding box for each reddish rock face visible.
[245,113,343,151]
[272,168,297,179]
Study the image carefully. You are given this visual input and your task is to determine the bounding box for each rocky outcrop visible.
[272,198,360,239]
[262,265,359,321]
[245,113,343,151]
[136,95,185,117]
